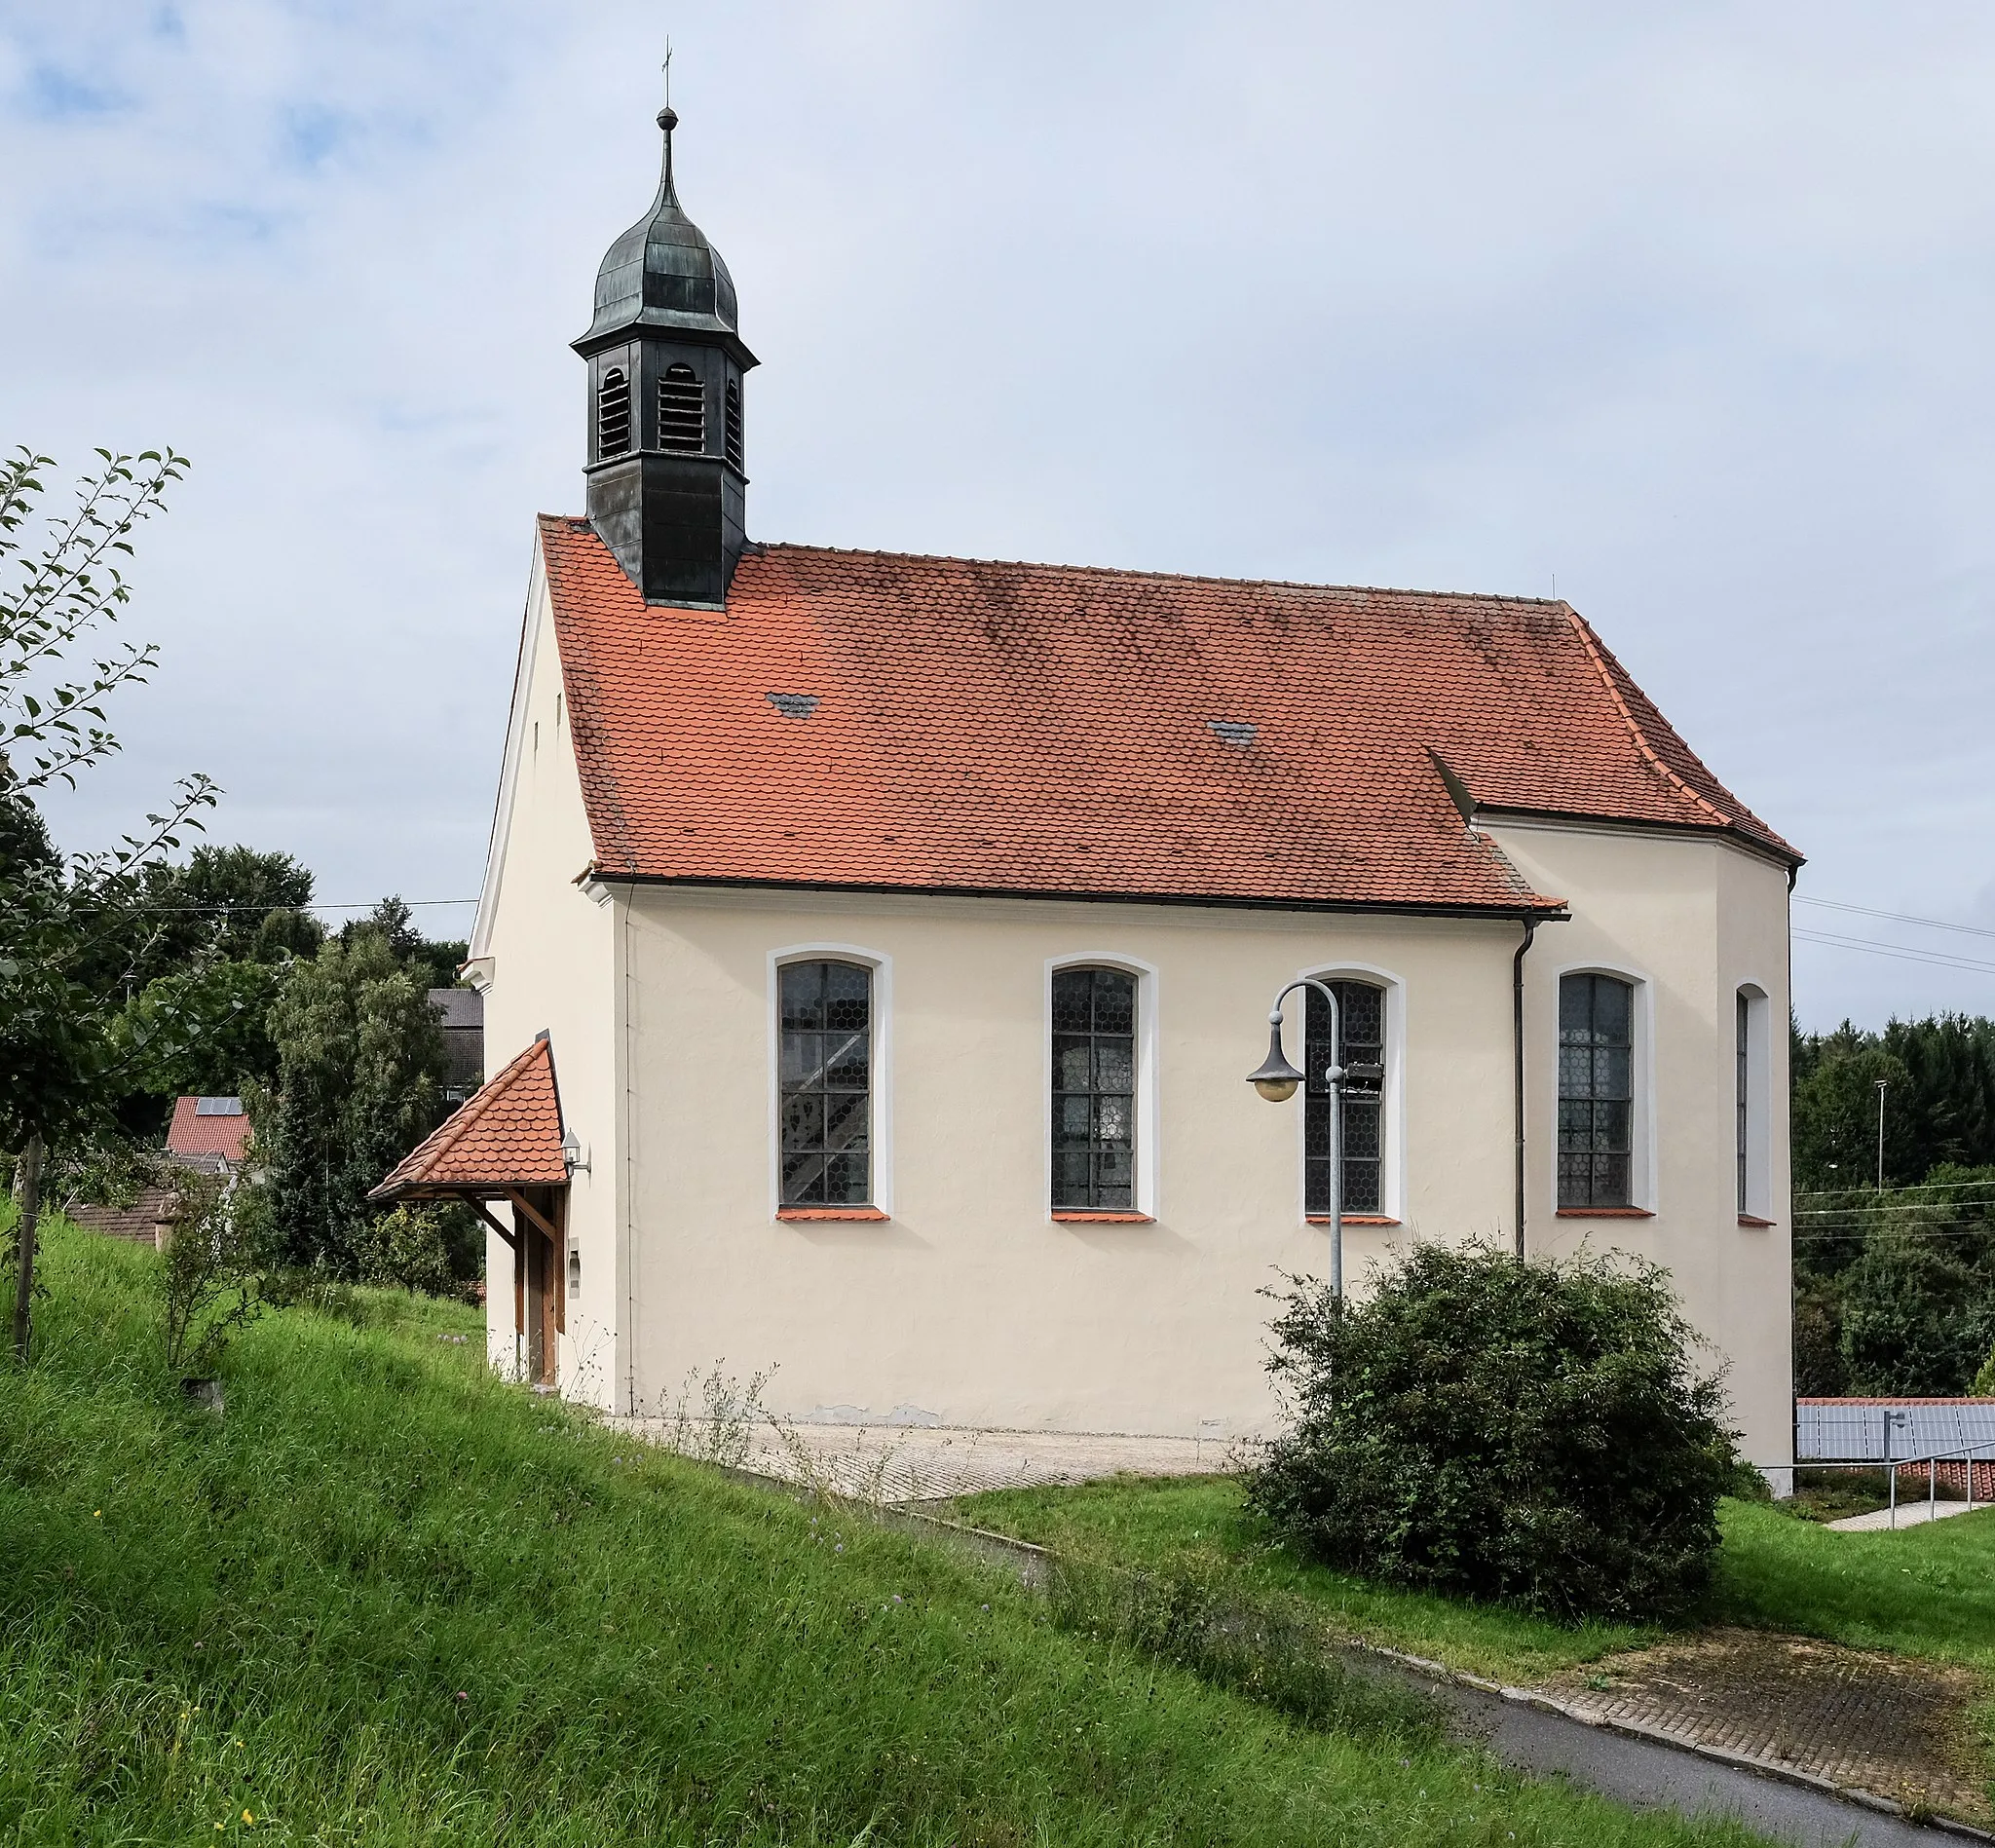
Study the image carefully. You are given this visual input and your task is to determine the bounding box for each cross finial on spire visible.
[656,37,679,194]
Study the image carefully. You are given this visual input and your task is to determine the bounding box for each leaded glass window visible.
[1559,973,1634,1209]
[1304,981,1385,1215]
[1051,966,1137,1210]
[779,961,871,1205]
[1737,991,1750,1215]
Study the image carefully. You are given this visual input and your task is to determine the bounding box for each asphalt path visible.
[1355,1655,1967,1848]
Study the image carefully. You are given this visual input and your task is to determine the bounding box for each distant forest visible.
[1791,1013,1995,1397]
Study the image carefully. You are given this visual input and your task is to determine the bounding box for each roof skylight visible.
[767,693,819,719]
[1208,720,1258,746]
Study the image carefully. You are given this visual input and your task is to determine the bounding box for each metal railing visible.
[1881,1439,1993,1529]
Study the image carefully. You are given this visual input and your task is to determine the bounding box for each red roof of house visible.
[370,1036,566,1200]
[166,1096,251,1166]
[539,518,1796,915]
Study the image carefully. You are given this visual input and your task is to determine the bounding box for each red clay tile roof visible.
[166,1096,251,1165]
[370,1035,566,1200]
[539,519,1797,915]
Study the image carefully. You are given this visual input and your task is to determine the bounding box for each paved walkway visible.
[1829,1497,1986,1531]
[620,1417,1230,1501]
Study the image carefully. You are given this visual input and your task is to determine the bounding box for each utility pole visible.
[1875,1079,1889,1192]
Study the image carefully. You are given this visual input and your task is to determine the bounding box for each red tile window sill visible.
[776,1206,888,1222]
[1738,1214,1777,1229]
[1051,1210,1154,1224]
[1556,1207,1655,1219]
[1306,1215,1402,1226]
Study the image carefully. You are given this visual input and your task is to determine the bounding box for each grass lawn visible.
[0,1221,1780,1847]
[956,1473,1995,1687]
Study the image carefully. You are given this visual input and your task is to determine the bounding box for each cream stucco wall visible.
[471,553,621,1399]
[597,890,1522,1437]
[473,585,1794,1471]
[1489,818,1794,1478]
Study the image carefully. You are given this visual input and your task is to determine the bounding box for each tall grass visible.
[0,1224,1771,1845]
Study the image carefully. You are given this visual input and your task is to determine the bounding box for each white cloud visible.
[4,0,1993,1023]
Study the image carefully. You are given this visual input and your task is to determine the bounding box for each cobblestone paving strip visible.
[1544,1629,1990,1827]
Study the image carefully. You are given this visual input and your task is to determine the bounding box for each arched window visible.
[658,362,705,452]
[1559,973,1634,1208]
[1304,981,1385,1215]
[778,960,872,1205]
[596,367,631,457]
[1051,966,1136,1209]
[724,377,744,471]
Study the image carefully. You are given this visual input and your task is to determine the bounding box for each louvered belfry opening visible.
[576,102,758,603]
[724,378,743,471]
[597,367,632,457]
[658,363,705,453]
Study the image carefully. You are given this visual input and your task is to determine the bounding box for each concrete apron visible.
[865,1503,1989,1848]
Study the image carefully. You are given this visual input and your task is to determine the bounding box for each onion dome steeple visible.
[573,104,757,609]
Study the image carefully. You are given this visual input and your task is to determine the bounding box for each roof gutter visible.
[1512,906,1569,1259]
[579,868,1569,924]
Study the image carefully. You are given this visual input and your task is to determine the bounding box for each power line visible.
[1794,1225,1995,1242]
[1792,928,1995,976]
[14,898,479,918]
[1796,896,1995,941]
[1798,1178,1995,1197]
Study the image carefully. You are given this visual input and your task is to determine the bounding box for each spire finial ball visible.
[658,105,679,133]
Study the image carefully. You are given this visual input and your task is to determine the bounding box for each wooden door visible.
[524,1227,552,1385]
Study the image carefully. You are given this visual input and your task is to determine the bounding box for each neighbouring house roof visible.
[66,1186,177,1246]
[429,987,482,1031]
[1796,1398,1995,1462]
[429,987,485,1097]
[369,1034,567,1201]
[538,519,1797,917]
[166,1095,251,1168]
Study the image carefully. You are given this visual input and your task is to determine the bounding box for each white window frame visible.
[768,943,893,1220]
[1736,981,1772,1223]
[1043,953,1160,1221]
[1552,962,1657,1215]
[1291,962,1407,1227]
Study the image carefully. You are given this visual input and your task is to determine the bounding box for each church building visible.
[374,104,1799,1480]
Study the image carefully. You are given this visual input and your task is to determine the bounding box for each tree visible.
[254,930,447,1274]
[115,958,286,1100]
[1791,1030,1913,1190]
[0,445,207,1360]
[1838,1231,1992,1398]
[129,844,322,986]
[1245,1245,1739,1622]
[338,895,465,991]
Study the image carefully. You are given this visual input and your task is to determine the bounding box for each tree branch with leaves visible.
[0,445,211,1362]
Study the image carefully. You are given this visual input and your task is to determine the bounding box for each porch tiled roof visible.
[370,1035,566,1200]
[540,519,1797,915]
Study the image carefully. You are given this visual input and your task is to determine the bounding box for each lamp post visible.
[1875,1079,1888,1192]
[1246,979,1359,1295]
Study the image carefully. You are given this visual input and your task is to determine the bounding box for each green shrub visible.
[158,1172,261,1377]
[1244,1243,1739,1622]
[354,1202,466,1299]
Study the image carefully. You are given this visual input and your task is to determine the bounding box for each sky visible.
[4,1,1993,1030]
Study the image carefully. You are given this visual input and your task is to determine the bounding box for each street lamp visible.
[1247,979,1356,1294]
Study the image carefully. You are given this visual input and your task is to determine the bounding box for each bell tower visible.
[573,104,757,607]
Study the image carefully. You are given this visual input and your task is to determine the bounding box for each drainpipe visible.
[1513,917,1538,1259]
